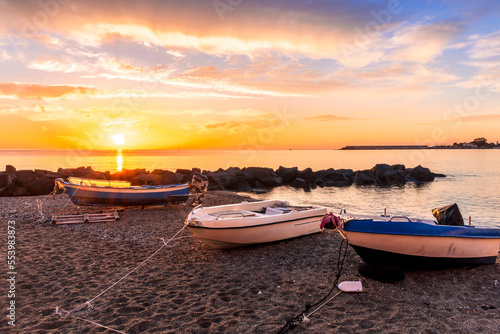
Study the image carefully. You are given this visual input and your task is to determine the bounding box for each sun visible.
[111,133,126,146]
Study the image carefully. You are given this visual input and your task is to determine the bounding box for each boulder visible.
[411,165,434,182]
[6,165,16,181]
[324,171,351,182]
[324,179,352,187]
[298,167,314,181]
[372,164,405,185]
[15,171,37,187]
[354,170,378,185]
[391,164,406,172]
[162,171,181,185]
[255,169,275,187]
[315,168,336,180]
[134,173,162,185]
[289,177,311,191]
[88,172,107,180]
[276,166,298,185]
[28,178,54,196]
[0,173,13,196]
[73,166,89,177]
[175,168,192,175]
[236,180,252,192]
[208,170,238,189]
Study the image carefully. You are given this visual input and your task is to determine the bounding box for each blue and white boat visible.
[56,177,193,206]
[338,212,500,266]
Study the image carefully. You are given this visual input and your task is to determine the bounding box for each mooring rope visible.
[60,182,82,211]
[277,234,349,333]
[55,224,188,330]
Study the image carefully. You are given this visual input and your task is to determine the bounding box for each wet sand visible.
[1,191,499,333]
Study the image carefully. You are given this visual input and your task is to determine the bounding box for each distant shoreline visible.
[340,145,500,150]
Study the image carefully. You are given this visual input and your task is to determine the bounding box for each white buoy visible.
[337,281,363,292]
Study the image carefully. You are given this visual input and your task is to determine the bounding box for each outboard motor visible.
[432,203,464,226]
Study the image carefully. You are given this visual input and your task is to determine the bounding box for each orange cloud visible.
[305,114,358,122]
[0,82,98,99]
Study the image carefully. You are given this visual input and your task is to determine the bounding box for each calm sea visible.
[1,149,499,227]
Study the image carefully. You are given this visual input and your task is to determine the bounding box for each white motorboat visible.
[185,200,328,249]
[338,211,500,266]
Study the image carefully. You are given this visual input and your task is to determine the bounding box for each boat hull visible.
[339,218,500,267]
[61,182,191,206]
[186,201,327,249]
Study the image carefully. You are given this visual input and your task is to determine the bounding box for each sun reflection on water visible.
[116,149,123,171]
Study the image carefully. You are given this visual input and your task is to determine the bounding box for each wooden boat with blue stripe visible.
[55,177,191,206]
[185,200,327,249]
[338,213,500,266]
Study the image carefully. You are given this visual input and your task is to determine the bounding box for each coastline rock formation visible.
[0,163,444,197]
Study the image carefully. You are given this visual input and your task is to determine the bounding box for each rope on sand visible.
[55,307,126,334]
[55,224,188,330]
[277,235,349,333]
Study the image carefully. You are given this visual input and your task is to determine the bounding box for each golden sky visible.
[0,0,499,149]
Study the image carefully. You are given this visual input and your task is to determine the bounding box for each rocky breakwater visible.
[0,163,445,197]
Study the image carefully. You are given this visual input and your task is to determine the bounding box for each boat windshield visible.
[67,177,131,188]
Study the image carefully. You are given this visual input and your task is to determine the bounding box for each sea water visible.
[1,149,499,227]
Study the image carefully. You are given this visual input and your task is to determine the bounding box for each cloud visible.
[305,114,358,122]
[0,82,98,99]
[389,22,462,63]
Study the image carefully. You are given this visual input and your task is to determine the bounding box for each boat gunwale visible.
[186,213,326,230]
[341,219,500,239]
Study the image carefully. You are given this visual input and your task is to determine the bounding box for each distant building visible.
[463,143,478,148]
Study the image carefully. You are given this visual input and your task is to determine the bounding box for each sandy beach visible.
[1,191,499,333]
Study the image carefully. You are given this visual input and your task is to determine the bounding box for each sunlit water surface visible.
[1,149,499,227]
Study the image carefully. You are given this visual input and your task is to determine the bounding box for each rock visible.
[88,172,107,180]
[404,175,418,183]
[242,167,274,187]
[255,169,275,187]
[391,164,406,171]
[276,166,298,185]
[44,172,62,179]
[72,166,88,177]
[10,186,29,196]
[236,180,252,192]
[324,171,351,182]
[372,164,405,185]
[354,170,378,185]
[289,177,311,191]
[6,165,16,181]
[411,165,434,182]
[151,169,166,175]
[315,168,336,180]
[432,173,446,178]
[324,179,352,187]
[15,171,37,187]
[0,173,13,196]
[34,169,47,178]
[208,170,237,189]
[28,178,54,195]
[134,173,162,185]
[175,168,192,175]
[298,167,314,181]
[162,171,181,185]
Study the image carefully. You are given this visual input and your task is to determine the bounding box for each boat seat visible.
[265,207,292,215]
